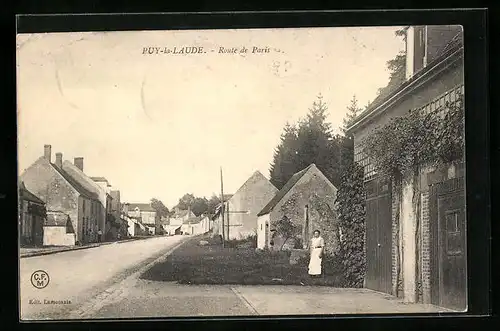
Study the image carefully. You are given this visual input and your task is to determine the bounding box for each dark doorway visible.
[32,215,44,246]
[365,176,393,295]
[429,176,466,311]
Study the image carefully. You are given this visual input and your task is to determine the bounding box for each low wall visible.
[43,226,76,246]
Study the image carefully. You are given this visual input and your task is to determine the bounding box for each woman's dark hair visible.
[313,229,320,235]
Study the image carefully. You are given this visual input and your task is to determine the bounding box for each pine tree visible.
[269,122,299,189]
[296,95,342,186]
[342,95,363,134]
[270,95,345,189]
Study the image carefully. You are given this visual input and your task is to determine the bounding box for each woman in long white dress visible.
[308,230,325,277]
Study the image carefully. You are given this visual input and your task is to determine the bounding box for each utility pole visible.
[220,167,225,248]
[226,198,230,241]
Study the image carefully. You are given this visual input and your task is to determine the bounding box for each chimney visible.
[55,153,63,168]
[74,157,84,171]
[44,144,52,162]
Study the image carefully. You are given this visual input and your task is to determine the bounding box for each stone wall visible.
[21,158,80,241]
[269,167,337,253]
[43,226,76,246]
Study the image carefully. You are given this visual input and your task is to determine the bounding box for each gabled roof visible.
[50,163,99,200]
[126,203,156,212]
[19,182,45,204]
[346,32,464,134]
[257,164,315,216]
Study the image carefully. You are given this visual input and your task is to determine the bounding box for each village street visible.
[20,234,452,320]
[19,235,186,320]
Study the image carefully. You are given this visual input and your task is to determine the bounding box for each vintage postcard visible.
[17,24,466,320]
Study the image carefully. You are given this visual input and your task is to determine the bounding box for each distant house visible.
[20,145,101,245]
[124,203,157,235]
[163,223,182,236]
[180,215,210,235]
[169,207,196,226]
[125,215,146,237]
[200,215,211,234]
[18,182,46,246]
[90,176,122,239]
[213,171,278,240]
[61,160,109,242]
[256,164,338,253]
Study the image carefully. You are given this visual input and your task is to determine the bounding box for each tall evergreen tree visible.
[295,95,342,186]
[270,95,345,188]
[341,95,363,134]
[269,122,299,189]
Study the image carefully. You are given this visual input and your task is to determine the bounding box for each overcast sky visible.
[17,27,404,208]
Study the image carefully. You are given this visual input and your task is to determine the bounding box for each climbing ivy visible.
[335,162,366,287]
[361,94,464,181]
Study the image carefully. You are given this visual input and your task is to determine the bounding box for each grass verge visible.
[140,235,345,286]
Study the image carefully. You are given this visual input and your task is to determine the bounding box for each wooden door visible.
[365,177,393,294]
[430,177,466,310]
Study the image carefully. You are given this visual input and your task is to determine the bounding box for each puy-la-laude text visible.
[142,46,273,55]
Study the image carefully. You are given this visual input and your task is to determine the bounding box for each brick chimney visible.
[55,153,63,168]
[74,157,84,171]
[44,144,52,162]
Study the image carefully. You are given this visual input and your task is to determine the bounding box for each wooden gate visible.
[429,176,467,311]
[365,176,393,294]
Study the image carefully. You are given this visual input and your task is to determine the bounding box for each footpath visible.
[20,236,153,258]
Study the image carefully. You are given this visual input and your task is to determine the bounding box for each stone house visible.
[18,182,46,246]
[200,215,211,234]
[90,177,123,239]
[124,203,157,235]
[168,207,196,226]
[180,215,210,235]
[345,25,465,311]
[20,145,100,245]
[256,164,338,253]
[213,171,278,240]
[62,160,109,242]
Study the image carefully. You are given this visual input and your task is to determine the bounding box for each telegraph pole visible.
[220,167,225,248]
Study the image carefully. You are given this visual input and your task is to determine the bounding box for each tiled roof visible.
[126,203,156,212]
[50,164,99,200]
[19,183,45,204]
[257,164,314,216]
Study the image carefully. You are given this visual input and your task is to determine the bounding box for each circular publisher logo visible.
[31,270,50,289]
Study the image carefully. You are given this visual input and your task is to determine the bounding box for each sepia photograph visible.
[17,24,466,320]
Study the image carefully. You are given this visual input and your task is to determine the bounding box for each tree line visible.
[149,194,222,221]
